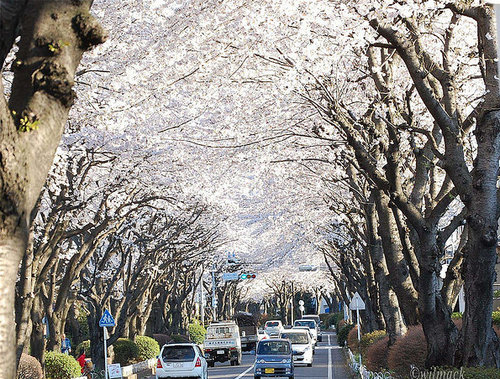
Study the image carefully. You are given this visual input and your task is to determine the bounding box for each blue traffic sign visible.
[99,310,116,327]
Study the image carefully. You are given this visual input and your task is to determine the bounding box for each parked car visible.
[279,329,314,367]
[156,343,208,379]
[254,339,294,379]
[264,320,284,337]
[301,315,322,342]
[293,319,318,345]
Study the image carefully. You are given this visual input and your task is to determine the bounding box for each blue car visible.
[254,339,294,379]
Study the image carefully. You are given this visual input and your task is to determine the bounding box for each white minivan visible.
[156,343,208,379]
[264,320,284,337]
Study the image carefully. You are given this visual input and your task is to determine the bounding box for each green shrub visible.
[492,312,500,326]
[45,351,81,379]
[325,313,342,329]
[113,338,139,365]
[135,336,160,361]
[337,323,354,347]
[424,367,500,379]
[75,340,91,358]
[188,320,206,345]
[452,312,463,319]
[360,330,386,358]
[17,353,43,379]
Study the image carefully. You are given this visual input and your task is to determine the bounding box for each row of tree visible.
[14,146,224,371]
[293,2,500,368]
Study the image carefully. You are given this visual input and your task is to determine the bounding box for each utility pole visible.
[200,272,205,325]
[290,282,294,325]
[211,264,217,321]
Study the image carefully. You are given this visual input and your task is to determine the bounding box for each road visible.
[207,332,350,379]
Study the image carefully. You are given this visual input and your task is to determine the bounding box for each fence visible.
[346,348,392,379]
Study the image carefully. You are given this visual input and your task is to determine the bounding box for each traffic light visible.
[240,273,256,280]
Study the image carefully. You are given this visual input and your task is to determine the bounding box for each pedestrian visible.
[77,352,86,373]
[61,334,71,354]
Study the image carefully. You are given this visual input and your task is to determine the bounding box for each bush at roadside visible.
[113,338,139,365]
[135,336,160,361]
[337,323,354,347]
[347,326,359,353]
[387,326,426,377]
[492,311,500,326]
[360,330,386,358]
[17,354,43,379]
[45,351,82,379]
[188,320,206,345]
[365,336,390,372]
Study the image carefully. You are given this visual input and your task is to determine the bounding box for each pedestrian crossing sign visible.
[99,310,116,327]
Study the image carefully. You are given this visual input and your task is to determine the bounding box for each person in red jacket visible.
[76,353,86,373]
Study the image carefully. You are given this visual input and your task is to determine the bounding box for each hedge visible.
[188,320,206,345]
[365,336,389,372]
[113,338,139,365]
[492,312,500,326]
[135,336,160,361]
[337,323,354,347]
[387,326,427,377]
[17,353,43,379]
[45,351,81,379]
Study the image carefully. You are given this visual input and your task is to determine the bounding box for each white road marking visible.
[328,333,333,379]
[234,364,254,379]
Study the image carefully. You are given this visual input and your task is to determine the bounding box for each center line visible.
[235,364,254,379]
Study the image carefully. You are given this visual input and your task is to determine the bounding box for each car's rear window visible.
[280,333,309,344]
[294,320,315,329]
[162,346,195,361]
[266,322,279,327]
[257,341,290,355]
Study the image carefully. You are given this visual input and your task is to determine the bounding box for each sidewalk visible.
[327,332,351,379]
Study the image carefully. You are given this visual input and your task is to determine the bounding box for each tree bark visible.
[459,110,500,366]
[375,190,419,325]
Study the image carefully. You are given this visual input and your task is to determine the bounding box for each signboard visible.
[108,363,122,378]
[223,272,239,281]
[99,309,116,327]
[349,292,366,311]
[299,305,305,312]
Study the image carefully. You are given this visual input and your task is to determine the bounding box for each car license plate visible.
[265,368,275,374]
[217,350,225,354]
[167,362,183,368]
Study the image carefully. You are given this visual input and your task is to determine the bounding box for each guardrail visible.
[346,348,392,379]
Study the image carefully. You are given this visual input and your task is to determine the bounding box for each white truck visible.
[203,321,242,367]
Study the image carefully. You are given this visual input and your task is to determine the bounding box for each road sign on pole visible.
[223,272,239,281]
[100,310,115,379]
[349,292,365,311]
[99,310,116,327]
[298,300,304,306]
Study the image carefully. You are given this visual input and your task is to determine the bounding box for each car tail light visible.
[205,348,212,352]
[157,358,163,368]
[195,357,202,367]
[230,347,236,351]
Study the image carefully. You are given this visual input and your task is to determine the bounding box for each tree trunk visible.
[375,191,419,325]
[30,296,46,365]
[459,110,500,366]
[0,226,28,378]
[419,231,458,367]
[366,193,405,344]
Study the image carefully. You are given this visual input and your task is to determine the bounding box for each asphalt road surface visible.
[207,332,350,379]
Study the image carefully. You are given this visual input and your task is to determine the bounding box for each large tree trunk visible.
[0,1,105,376]
[0,227,28,377]
[459,110,500,366]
